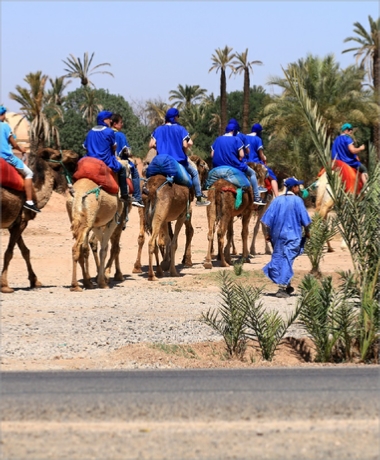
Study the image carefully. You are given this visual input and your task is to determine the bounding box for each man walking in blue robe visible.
[261,177,311,298]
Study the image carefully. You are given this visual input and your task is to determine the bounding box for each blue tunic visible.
[151,124,190,166]
[0,122,24,169]
[261,194,311,286]
[114,130,130,156]
[331,134,361,169]
[244,133,277,181]
[244,133,262,163]
[83,126,121,172]
[211,135,246,172]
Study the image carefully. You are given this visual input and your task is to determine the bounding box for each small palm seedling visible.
[201,271,253,358]
[298,275,359,362]
[305,212,338,277]
[233,259,244,276]
[244,289,302,361]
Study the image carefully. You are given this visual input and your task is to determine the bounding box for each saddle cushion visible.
[0,158,25,191]
[318,160,363,194]
[205,166,251,190]
[73,157,119,194]
[146,154,193,188]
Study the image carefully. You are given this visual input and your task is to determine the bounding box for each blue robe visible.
[261,194,311,286]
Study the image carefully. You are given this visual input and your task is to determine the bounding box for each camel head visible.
[32,148,80,194]
[189,155,210,188]
[247,162,267,187]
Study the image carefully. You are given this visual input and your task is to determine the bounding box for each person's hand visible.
[265,235,271,242]
[305,232,311,239]
[359,145,365,151]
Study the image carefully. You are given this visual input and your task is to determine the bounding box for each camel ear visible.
[36,148,60,161]
[61,150,80,164]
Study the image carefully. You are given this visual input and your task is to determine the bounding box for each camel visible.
[66,160,131,292]
[314,172,343,252]
[133,155,209,280]
[203,163,267,269]
[1,148,79,293]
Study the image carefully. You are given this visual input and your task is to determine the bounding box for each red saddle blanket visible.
[72,157,134,195]
[0,158,25,191]
[318,160,363,194]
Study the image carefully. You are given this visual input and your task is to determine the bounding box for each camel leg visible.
[224,221,234,266]
[96,222,117,289]
[89,233,100,271]
[159,225,171,272]
[218,219,229,268]
[71,227,93,292]
[106,221,124,282]
[147,234,159,281]
[169,217,186,277]
[182,218,194,267]
[241,212,252,263]
[1,223,37,293]
[17,235,43,289]
[132,208,145,274]
[204,200,216,269]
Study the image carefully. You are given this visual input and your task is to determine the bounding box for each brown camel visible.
[133,155,209,280]
[204,163,267,269]
[1,148,79,293]
[66,160,130,291]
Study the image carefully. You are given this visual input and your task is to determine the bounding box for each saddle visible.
[0,158,25,191]
[73,157,133,195]
[318,160,363,194]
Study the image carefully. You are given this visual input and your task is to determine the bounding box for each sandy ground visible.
[1,189,356,371]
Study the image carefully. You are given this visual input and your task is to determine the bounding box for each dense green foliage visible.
[56,88,150,157]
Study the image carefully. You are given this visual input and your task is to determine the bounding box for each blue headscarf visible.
[96,110,113,127]
[165,108,180,124]
[251,123,263,138]
[228,118,241,134]
[0,105,7,115]
[225,122,237,134]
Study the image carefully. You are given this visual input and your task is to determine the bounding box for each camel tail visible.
[70,194,94,261]
[144,195,155,234]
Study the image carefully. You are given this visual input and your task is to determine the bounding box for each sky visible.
[1,0,379,114]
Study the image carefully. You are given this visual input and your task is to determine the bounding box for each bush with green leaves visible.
[202,272,300,361]
[305,212,338,277]
[298,275,359,362]
[201,272,250,359]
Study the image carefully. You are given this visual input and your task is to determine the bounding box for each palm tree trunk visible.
[242,68,250,133]
[220,69,227,135]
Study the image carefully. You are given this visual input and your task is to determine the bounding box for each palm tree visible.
[209,46,235,134]
[9,71,59,152]
[232,49,262,133]
[343,16,380,158]
[62,52,114,87]
[168,84,207,110]
[46,76,71,106]
[145,99,170,130]
[80,87,103,128]
[263,54,379,181]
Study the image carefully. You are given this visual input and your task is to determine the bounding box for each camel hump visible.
[205,166,250,190]
[146,154,193,188]
[73,157,119,195]
[0,158,25,191]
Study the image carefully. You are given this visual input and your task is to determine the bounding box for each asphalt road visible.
[2,367,379,422]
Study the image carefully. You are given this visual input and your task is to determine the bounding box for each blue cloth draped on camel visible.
[261,195,311,286]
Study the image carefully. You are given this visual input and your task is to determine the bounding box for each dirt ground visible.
[1,178,357,371]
